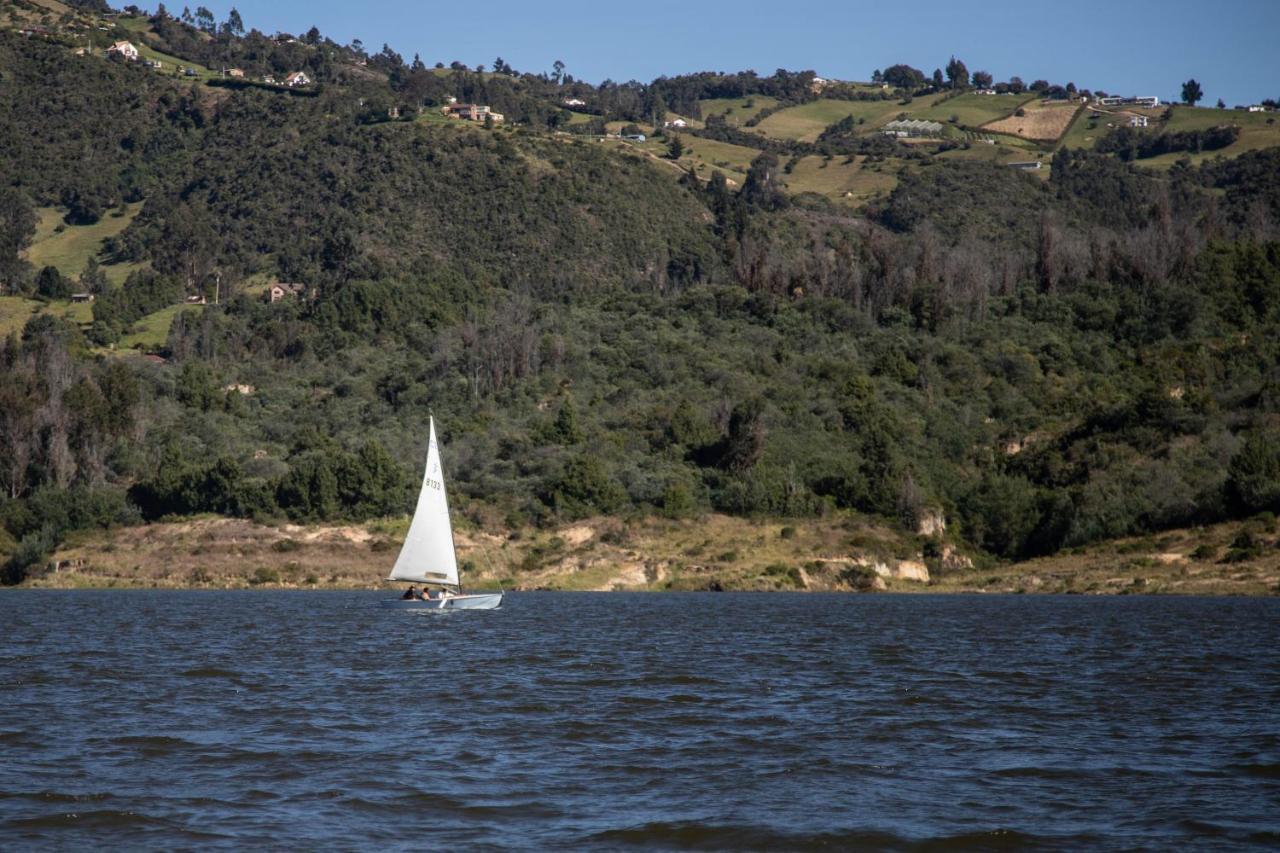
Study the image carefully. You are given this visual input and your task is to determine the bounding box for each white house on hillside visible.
[285,71,311,87]
[107,40,138,61]
[664,118,688,129]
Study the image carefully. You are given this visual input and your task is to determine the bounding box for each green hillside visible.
[754,98,912,141]
[2,8,1280,591]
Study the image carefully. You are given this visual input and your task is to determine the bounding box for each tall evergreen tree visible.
[945,55,969,89]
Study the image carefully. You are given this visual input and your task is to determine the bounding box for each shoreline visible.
[8,514,1278,597]
[7,584,1278,596]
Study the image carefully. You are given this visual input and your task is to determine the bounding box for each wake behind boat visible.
[380,416,502,611]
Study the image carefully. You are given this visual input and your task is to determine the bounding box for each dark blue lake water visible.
[2,591,1278,850]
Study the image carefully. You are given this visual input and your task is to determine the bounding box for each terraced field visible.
[984,99,1080,142]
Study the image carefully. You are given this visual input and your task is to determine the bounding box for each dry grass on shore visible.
[12,511,1279,597]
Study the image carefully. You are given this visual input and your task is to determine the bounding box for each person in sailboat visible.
[401,585,418,600]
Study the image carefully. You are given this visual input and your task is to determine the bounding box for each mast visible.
[439,415,464,595]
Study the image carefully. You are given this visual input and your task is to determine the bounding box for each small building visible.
[285,71,311,87]
[443,103,503,123]
[106,40,139,61]
[880,118,943,137]
[1098,95,1159,108]
[267,282,306,303]
[622,133,646,141]
[1007,160,1042,170]
[664,118,688,129]
[70,292,95,303]
[263,75,276,84]
[810,76,829,93]
[1129,115,1148,128]
[227,68,245,78]
[563,97,586,107]
[185,294,207,304]
[1247,105,1267,113]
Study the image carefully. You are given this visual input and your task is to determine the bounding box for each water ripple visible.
[1,590,1277,848]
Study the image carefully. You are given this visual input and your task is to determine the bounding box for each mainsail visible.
[388,417,459,586]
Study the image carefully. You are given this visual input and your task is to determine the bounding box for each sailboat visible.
[380,417,503,610]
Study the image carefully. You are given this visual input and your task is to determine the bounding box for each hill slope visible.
[2,15,1280,591]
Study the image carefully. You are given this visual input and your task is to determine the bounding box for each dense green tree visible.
[1226,429,1280,514]
[0,188,36,262]
[35,266,73,300]
[543,455,626,518]
[1181,78,1203,106]
[945,55,969,89]
[741,152,789,211]
[882,64,925,90]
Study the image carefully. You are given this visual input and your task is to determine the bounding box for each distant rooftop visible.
[883,119,943,133]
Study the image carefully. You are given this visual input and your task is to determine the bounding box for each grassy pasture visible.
[117,304,197,351]
[697,96,781,127]
[937,140,1046,165]
[676,135,760,179]
[753,98,909,141]
[1141,106,1280,166]
[1060,104,1280,165]
[781,154,898,203]
[912,92,1035,128]
[0,296,42,337]
[1059,108,1107,150]
[0,296,95,336]
[23,203,143,284]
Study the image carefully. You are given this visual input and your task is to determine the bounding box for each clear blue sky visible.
[179,1,1278,105]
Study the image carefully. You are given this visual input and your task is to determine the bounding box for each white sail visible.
[388,417,459,587]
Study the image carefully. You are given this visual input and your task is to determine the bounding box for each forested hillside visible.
[2,10,1280,585]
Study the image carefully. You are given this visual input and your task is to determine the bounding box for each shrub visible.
[250,566,280,585]
[1189,543,1217,561]
[1,525,59,585]
[1226,430,1280,515]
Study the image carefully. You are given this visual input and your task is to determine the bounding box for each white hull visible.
[380,592,504,611]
